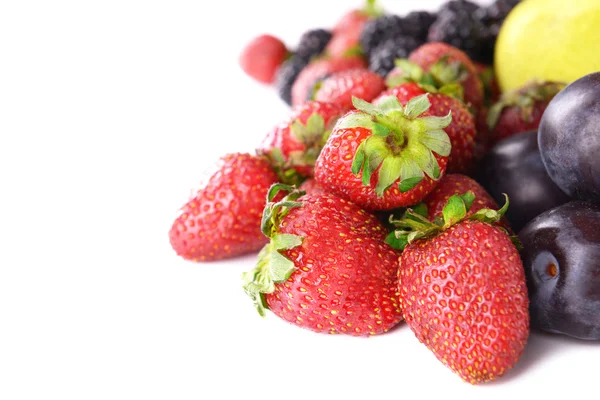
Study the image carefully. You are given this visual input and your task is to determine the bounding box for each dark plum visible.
[476,130,570,232]
[538,72,600,202]
[518,201,600,340]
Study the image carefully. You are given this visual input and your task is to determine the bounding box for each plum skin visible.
[538,72,600,202]
[518,201,600,340]
[476,130,570,233]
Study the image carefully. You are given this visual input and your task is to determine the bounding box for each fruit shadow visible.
[486,330,600,385]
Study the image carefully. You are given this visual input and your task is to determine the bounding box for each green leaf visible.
[376,156,402,197]
[420,112,453,130]
[393,59,424,81]
[399,157,423,186]
[272,233,303,251]
[410,145,438,180]
[269,250,297,282]
[399,176,423,193]
[438,83,465,102]
[306,113,325,135]
[385,230,409,250]
[420,128,451,157]
[377,95,404,113]
[460,191,475,211]
[442,194,468,228]
[352,97,380,115]
[351,141,366,175]
[470,194,510,224]
[336,112,374,130]
[412,202,428,218]
[404,94,431,119]
[372,122,391,136]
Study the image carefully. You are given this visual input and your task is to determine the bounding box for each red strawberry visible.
[291,55,367,107]
[406,42,484,113]
[487,81,566,146]
[325,30,364,58]
[298,177,327,196]
[421,173,503,223]
[375,82,477,174]
[391,194,529,384]
[314,93,452,211]
[474,62,501,107]
[239,34,289,85]
[169,153,279,261]
[242,185,403,335]
[327,0,382,58]
[257,101,344,181]
[314,68,385,111]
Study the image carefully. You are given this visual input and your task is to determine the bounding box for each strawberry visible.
[474,62,501,107]
[332,0,381,34]
[325,30,364,59]
[290,55,367,107]
[487,81,566,146]
[399,42,484,113]
[420,173,506,227]
[298,177,327,196]
[169,153,279,261]
[257,100,344,182]
[374,82,477,174]
[314,68,385,111]
[242,185,403,335]
[314,93,452,211]
[390,193,529,384]
[239,34,289,85]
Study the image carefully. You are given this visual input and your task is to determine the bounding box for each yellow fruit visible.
[495,0,600,92]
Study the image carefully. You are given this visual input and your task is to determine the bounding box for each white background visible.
[1,0,598,399]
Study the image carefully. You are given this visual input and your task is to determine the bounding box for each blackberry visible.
[275,55,308,106]
[369,37,422,77]
[359,15,405,57]
[402,11,437,41]
[428,8,487,63]
[438,0,480,14]
[296,29,332,62]
[475,0,522,64]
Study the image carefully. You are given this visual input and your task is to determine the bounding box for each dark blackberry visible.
[475,0,522,64]
[296,29,332,62]
[359,15,405,57]
[428,9,487,63]
[369,37,422,77]
[438,0,480,14]
[275,55,308,106]
[402,11,437,41]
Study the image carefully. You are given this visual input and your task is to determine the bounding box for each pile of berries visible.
[170,0,600,386]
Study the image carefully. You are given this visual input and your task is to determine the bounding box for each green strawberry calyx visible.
[385,191,511,250]
[341,94,452,196]
[241,184,305,316]
[486,80,566,130]
[263,112,339,186]
[386,58,466,102]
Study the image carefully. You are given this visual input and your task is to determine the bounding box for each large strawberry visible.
[257,100,344,183]
[487,81,565,146]
[314,93,452,211]
[242,185,403,336]
[399,42,484,113]
[290,55,367,107]
[169,153,279,262]
[314,68,385,111]
[374,82,476,174]
[390,193,529,384]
